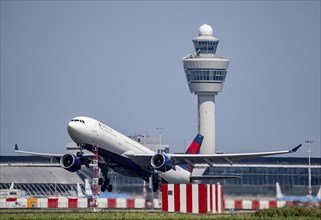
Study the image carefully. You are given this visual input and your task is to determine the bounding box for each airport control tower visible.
[183,24,229,154]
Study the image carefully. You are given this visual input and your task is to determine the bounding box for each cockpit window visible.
[71,119,85,124]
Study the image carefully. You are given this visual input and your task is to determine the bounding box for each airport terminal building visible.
[204,157,321,196]
[1,155,320,198]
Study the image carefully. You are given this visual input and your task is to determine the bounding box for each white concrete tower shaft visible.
[183,24,229,154]
[198,95,215,154]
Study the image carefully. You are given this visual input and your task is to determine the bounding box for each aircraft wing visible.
[14,144,64,160]
[132,144,301,167]
[169,144,302,166]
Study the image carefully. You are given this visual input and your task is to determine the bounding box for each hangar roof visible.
[0,166,83,184]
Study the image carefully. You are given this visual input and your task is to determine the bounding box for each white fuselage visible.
[67,116,191,184]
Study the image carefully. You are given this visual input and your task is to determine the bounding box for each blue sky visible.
[1,1,320,158]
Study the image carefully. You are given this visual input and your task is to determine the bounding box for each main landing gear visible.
[99,164,113,192]
[99,177,112,192]
[151,173,159,192]
[76,146,113,192]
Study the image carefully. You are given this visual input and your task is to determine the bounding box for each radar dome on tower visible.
[199,24,213,36]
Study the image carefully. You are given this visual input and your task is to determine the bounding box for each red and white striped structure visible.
[0,197,159,209]
[1,197,320,209]
[92,146,99,198]
[162,184,224,214]
[224,199,321,210]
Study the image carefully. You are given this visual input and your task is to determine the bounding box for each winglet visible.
[290,144,302,153]
[15,144,19,151]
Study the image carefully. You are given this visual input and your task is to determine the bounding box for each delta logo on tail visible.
[276,182,321,203]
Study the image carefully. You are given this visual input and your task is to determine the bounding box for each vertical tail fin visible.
[276,182,284,199]
[185,134,203,154]
[316,185,321,199]
[185,134,203,173]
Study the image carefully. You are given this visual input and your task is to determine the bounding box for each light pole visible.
[305,140,313,198]
[156,128,163,153]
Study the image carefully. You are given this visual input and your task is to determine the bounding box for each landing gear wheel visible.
[101,184,106,192]
[99,177,110,186]
[104,178,110,186]
[99,163,111,192]
[152,185,158,192]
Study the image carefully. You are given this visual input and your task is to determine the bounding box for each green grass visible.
[0,207,320,220]
[254,206,321,218]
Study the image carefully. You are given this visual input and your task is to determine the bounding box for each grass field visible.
[0,207,320,220]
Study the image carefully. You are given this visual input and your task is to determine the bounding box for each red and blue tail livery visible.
[185,134,203,154]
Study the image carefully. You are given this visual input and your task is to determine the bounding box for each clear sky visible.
[1,1,320,158]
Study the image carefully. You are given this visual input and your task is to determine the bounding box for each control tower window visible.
[186,70,227,82]
[193,41,218,54]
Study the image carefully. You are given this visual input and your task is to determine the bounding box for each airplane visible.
[276,182,321,203]
[15,116,302,192]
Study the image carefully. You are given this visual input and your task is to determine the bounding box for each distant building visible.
[203,157,321,196]
[129,134,170,154]
[0,156,83,197]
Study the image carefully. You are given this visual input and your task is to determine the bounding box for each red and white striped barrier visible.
[0,197,158,209]
[162,184,224,214]
[224,199,318,210]
[207,184,224,213]
[4,196,319,210]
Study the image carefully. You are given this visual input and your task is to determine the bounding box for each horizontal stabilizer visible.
[190,175,241,181]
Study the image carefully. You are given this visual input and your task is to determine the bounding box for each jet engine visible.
[60,154,81,172]
[151,154,174,172]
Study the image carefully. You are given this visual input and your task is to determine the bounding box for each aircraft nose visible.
[67,121,78,138]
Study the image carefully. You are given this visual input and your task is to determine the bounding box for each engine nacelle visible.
[151,154,174,172]
[60,154,81,172]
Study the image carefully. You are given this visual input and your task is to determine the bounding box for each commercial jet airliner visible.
[15,116,301,192]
